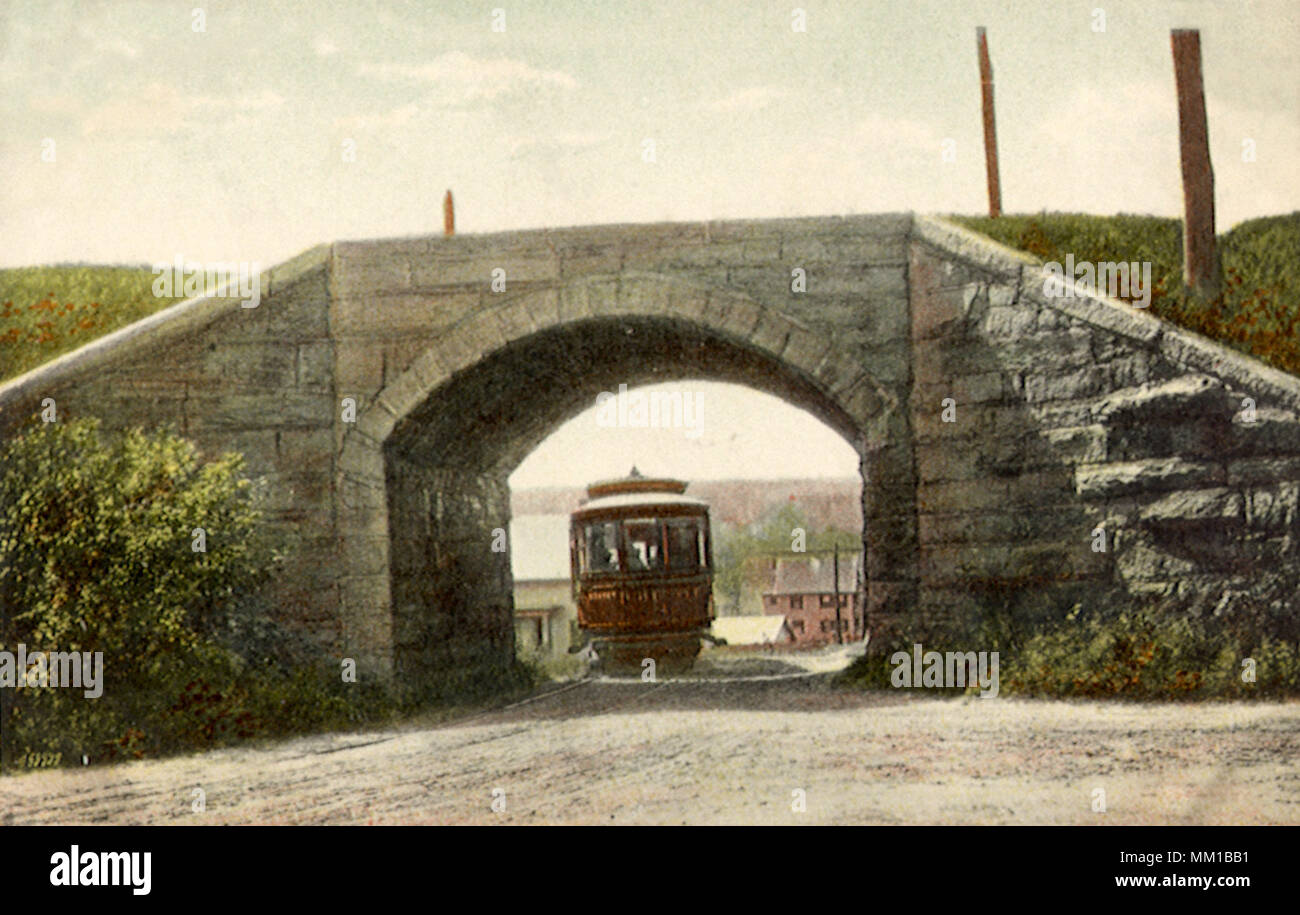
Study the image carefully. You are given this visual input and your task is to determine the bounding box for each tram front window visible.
[666,520,701,572]
[622,519,664,572]
[585,521,620,573]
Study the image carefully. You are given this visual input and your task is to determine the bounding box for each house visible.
[761,552,863,645]
[710,614,795,647]
[510,514,578,657]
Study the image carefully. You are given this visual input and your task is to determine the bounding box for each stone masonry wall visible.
[3,213,1298,688]
[334,215,920,681]
[902,217,1300,645]
[0,247,343,653]
[386,457,514,691]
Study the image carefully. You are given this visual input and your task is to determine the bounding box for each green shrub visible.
[839,605,1300,700]
[0,419,398,769]
[516,644,586,683]
[1004,607,1300,699]
[0,418,273,656]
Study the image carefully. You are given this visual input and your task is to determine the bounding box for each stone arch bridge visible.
[3,214,1299,690]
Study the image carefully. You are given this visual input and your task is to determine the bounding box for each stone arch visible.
[335,273,915,687]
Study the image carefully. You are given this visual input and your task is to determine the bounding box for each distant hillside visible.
[512,477,862,532]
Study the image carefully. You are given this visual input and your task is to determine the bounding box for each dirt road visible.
[3,661,1297,825]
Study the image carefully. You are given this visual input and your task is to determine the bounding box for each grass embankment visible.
[0,264,183,382]
[950,211,1300,375]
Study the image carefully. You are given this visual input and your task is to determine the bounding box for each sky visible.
[4,0,1297,485]
[508,380,861,489]
[3,0,1297,269]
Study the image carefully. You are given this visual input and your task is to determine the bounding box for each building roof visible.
[767,553,861,595]
[509,514,572,581]
[710,615,792,645]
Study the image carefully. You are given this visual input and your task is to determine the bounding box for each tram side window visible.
[585,521,620,573]
[666,520,701,572]
[622,519,665,572]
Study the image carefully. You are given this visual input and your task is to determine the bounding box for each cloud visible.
[28,93,84,116]
[849,111,946,156]
[758,111,968,215]
[333,103,421,131]
[80,85,285,136]
[312,36,339,57]
[76,22,139,60]
[357,52,578,106]
[81,83,188,136]
[703,86,791,113]
[190,90,285,111]
[509,131,610,155]
[1022,79,1184,216]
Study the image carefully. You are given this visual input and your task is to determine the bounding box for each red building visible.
[761,552,863,645]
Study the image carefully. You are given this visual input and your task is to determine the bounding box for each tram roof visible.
[573,491,709,515]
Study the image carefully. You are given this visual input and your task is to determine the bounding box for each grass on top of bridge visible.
[951,211,1300,376]
[0,264,184,382]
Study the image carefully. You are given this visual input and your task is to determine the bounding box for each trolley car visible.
[569,468,714,675]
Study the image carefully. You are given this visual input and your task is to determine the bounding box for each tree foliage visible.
[713,503,859,613]
[0,418,273,664]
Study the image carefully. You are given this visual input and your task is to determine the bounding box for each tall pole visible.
[832,543,843,645]
[443,189,455,236]
[976,27,1002,218]
[1171,29,1220,298]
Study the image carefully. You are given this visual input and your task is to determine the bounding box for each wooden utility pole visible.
[443,189,455,236]
[832,543,843,645]
[976,27,1002,218]
[1171,29,1220,298]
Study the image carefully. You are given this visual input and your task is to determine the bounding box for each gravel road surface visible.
[4,662,1296,825]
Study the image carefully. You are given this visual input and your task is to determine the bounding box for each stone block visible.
[297,341,334,390]
[1042,425,1108,464]
[980,305,1037,337]
[1074,458,1225,499]
[917,479,1008,514]
[1025,365,1109,403]
[1229,408,1300,457]
[1226,457,1300,486]
[910,281,966,341]
[1094,374,1234,426]
[1138,487,1244,526]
